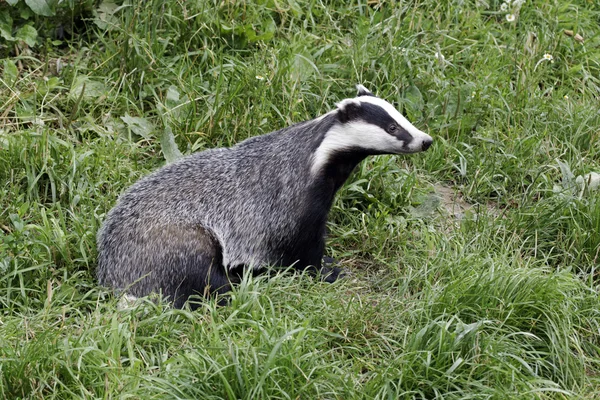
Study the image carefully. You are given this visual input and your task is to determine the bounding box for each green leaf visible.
[0,13,14,42]
[6,0,20,5]
[403,85,424,120]
[291,53,317,81]
[251,18,276,42]
[38,76,61,96]
[244,26,257,42]
[159,126,183,164]
[19,6,33,19]
[121,114,154,139]
[3,59,19,87]
[69,76,107,100]
[162,85,189,120]
[9,214,24,232]
[287,0,303,17]
[93,1,119,31]
[24,0,54,17]
[15,25,38,47]
[166,85,181,105]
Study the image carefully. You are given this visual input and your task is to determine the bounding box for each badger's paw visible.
[321,266,346,283]
[319,257,348,283]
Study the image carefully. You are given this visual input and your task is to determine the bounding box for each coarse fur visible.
[96,85,433,308]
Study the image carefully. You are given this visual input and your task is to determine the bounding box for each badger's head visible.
[312,85,433,175]
[335,84,433,154]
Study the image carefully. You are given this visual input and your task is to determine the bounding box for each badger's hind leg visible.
[125,224,235,309]
[163,225,239,309]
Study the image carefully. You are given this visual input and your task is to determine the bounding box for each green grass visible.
[1,0,600,398]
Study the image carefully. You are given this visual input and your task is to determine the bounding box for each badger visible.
[97,85,433,308]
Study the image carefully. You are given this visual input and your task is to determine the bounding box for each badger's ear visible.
[336,98,361,123]
[356,84,374,97]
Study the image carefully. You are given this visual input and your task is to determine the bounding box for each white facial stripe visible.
[356,84,373,96]
[336,98,361,110]
[311,121,406,175]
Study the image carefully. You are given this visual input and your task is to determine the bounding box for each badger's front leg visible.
[291,235,345,283]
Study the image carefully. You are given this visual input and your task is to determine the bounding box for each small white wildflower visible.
[255,75,265,81]
[500,3,508,11]
[506,14,516,22]
[471,91,476,98]
[32,117,45,127]
[117,294,138,310]
[564,95,569,100]
[534,53,555,70]
[434,51,445,61]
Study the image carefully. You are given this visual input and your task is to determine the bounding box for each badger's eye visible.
[388,124,398,133]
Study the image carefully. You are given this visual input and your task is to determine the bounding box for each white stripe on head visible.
[356,84,373,96]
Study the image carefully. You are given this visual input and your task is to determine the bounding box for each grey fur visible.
[97,87,432,308]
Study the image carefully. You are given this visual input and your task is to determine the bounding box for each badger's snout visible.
[421,137,433,151]
[411,131,433,152]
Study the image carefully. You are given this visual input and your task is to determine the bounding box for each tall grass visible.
[1,0,599,398]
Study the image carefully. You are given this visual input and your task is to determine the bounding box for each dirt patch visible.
[429,184,502,222]
[432,184,474,219]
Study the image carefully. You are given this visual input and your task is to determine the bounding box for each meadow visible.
[1,0,600,398]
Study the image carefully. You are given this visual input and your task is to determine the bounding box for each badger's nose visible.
[422,138,433,151]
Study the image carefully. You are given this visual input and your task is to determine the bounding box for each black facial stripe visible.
[339,102,413,144]
[389,124,412,144]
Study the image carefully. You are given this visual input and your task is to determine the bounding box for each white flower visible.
[32,117,45,127]
[564,95,569,100]
[534,53,555,70]
[500,3,508,11]
[435,51,445,61]
[506,14,516,22]
[255,75,265,81]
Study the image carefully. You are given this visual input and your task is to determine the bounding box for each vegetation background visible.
[1,0,599,398]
